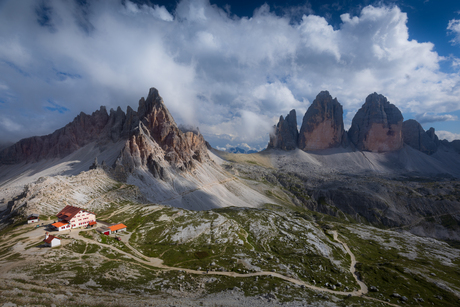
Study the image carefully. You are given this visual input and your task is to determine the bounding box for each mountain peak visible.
[298,90,345,151]
[0,87,208,172]
[267,109,298,150]
[348,93,404,152]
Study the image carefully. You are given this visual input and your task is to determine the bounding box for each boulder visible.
[298,91,345,151]
[348,93,403,152]
[267,110,298,150]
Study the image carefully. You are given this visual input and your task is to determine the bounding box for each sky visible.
[0,0,460,151]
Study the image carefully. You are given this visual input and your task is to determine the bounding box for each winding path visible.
[67,228,399,306]
[330,230,368,295]
[1,224,399,306]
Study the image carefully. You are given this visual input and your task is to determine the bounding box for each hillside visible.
[0,183,459,306]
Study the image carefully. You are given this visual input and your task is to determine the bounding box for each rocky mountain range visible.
[269,91,460,156]
[0,88,272,214]
[0,88,209,172]
[1,86,460,306]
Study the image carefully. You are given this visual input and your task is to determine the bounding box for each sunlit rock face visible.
[348,93,403,153]
[298,91,345,151]
[402,119,438,155]
[268,109,299,150]
[120,88,209,173]
[0,87,209,174]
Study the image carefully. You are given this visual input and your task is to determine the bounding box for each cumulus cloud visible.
[436,130,460,142]
[448,19,460,45]
[415,113,458,124]
[0,0,459,149]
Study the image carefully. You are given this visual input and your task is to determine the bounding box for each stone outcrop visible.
[402,120,437,155]
[267,110,298,150]
[0,88,209,176]
[298,91,345,151]
[348,93,403,152]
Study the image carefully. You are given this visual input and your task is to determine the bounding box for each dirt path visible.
[0,224,398,306]
[330,230,368,295]
[73,229,398,306]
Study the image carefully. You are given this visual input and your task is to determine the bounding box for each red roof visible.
[88,221,97,226]
[43,235,61,244]
[52,222,67,228]
[109,223,127,231]
[56,205,94,221]
[56,205,81,221]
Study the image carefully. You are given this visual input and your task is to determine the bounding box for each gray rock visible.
[426,127,440,145]
[298,91,345,151]
[369,286,378,292]
[268,109,298,150]
[402,119,437,155]
[348,93,403,152]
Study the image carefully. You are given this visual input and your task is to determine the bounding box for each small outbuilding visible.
[27,214,40,224]
[51,221,70,231]
[43,232,61,247]
[109,223,127,234]
[97,223,128,235]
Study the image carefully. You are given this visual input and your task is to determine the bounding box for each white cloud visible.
[0,0,459,148]
[436,130,460,142]
[0,117,22,132]
[448,19,460,45]
[415,113,458,124]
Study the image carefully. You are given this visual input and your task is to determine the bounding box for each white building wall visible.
[58,225,69,231]
[50,238,61,247]
[69,210,96,229]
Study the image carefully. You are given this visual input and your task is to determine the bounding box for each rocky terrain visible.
[262,90,460,242]
[0,172,459,306]
[0,88,272,212]
[1,87,460,306]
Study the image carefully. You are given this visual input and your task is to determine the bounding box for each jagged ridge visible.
[0,88,209,174]
[268,91,460,155]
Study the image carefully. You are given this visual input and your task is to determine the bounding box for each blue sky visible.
[0,0,459,150]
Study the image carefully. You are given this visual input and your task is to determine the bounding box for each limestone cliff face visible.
[402,119,437,155]
[0,88,209,175]
[0,107,110,164]
[348,93,403,152]
[120,88,209,172]
[267,110,298,150]
[298,91,344,151]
